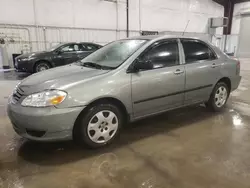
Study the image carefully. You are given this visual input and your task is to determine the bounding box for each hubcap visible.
[214,86,227,108]
[87,110,118,144]
[37,64,49,72]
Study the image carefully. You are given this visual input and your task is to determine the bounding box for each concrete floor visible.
[1,60,250,188]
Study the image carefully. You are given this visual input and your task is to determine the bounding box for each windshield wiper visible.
[81,62,103,69]
[81,62,114,70]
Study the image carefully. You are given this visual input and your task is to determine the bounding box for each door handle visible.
[174,69,184,75]
[211,63,220,68]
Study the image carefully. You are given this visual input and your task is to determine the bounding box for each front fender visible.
[56,73,132,114]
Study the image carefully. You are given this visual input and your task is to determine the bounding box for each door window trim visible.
[180,39,218,64]
[127,38,181,73]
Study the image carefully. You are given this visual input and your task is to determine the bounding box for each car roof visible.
[128,34,209,42]
[61,42,100,45]
[127,35,213,43]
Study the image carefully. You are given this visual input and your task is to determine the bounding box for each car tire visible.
[206,82,229,112]
[34,61,51,73]
[74,103,123,148]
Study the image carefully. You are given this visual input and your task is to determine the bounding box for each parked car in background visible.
[14,42,102,73]
[8,35,241,148]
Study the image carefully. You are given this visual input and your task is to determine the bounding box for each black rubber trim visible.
[2,65,10,69]
[134,84,213,104]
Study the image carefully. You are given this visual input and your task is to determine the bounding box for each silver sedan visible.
[7,35,241,148]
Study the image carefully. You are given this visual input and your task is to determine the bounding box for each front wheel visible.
[206,82,229,112]
[74,103,123,148]
[34,61,51,73]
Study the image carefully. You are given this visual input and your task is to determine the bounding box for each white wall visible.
[0,0,224,67]
[231,2,250,35]
[0,0,223,33]
[140,0,223,33]
[228,2,250,56]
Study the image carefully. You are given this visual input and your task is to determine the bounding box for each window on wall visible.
[181,40,217,63]
[140,40,179,70]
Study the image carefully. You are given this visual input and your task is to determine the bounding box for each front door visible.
[180,39,221,104]
[76,43,99,60]
[53,44,79,66]
[131,40,185,118]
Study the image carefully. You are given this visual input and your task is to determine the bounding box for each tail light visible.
[236,60,240,75]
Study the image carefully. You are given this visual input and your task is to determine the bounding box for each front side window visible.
[79,44,100,51]
[181,40,217,63]
[79,39,147,69]
[85,44,98,51]
[139,41,179,70]
[60,44,77,52]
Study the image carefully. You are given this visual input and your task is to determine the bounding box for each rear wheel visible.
[206,82,229,112]
[34,61,51,73]
[74,103,123,148]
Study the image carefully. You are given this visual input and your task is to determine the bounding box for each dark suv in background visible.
[15,42,102,73]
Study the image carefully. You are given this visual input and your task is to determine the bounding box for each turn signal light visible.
[50,96,65,105]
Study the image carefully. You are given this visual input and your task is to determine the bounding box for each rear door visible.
[131,39,185,118]
[181,39,221,104]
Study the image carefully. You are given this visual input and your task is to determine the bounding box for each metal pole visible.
[43,27,47,50]
[116,0,119,39]
[126,0,129,37]
[33,0,39,51]
[139,0,141,32]
[224,35,227,52]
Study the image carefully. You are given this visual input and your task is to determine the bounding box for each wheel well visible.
[33,60,52,72]
[218,77,231,92]
[73,97,129,135]
[88,98,128,116]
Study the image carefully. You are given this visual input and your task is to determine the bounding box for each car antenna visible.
[182,20,190,36]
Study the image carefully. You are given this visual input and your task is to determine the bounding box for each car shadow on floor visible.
[17,105,225,166]
[0,71,31,81]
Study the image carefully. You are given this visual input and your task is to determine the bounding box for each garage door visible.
[238,15,250,58]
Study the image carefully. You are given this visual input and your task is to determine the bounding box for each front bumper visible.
[7,102,84,141]
[15,59,35,73]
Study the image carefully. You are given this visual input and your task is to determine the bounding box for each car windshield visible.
[79,39,147,69]
[47,43,64,52]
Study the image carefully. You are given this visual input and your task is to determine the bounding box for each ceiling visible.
[213,0,250,6]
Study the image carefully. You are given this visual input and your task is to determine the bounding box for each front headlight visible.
[21,56,36,61]
[21,90,67,107]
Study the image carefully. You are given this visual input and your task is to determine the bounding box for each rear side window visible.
[181,40,217,63]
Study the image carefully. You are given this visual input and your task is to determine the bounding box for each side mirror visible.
[54,50,62,55]
[127,58,153,73]
[134,59,153,71]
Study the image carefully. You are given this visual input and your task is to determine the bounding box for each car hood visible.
[17,51,47,59]
[20,64,110,93]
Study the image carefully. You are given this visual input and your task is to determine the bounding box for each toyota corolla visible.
[8,35,241,148]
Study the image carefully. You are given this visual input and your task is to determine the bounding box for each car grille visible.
[12,86,24,104]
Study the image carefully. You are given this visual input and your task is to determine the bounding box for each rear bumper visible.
[7,102,84,141]
[231,75,242,91]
